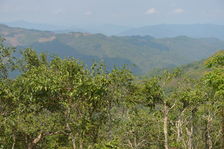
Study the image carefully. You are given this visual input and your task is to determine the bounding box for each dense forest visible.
[0,37,224,149]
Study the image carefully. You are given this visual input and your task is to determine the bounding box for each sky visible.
[0,0,224,26]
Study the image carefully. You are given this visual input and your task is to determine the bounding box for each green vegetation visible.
[1,24,224,74]
[1,38,224,149]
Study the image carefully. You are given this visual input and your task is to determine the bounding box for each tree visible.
[204,50,224,148]
[0,37,15,79]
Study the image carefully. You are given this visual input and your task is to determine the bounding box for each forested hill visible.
[1,38,224,148]
[1,24,224,74]
[147,59,207,79]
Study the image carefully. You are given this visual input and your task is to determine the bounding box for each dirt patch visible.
[2,32,9,36]
[38,36,56,43]
[5,34,23,46]
[6,37,20,46]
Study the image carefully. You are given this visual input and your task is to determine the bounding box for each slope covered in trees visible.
[1,24,224,74]
[0,38,224,149]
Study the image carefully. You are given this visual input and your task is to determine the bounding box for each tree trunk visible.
[27,143,33,149]
[222,109,224,149]
[186,125,193,149]
[186,109,196,149]
[127,139,134,149]
[27,142,36,149]
[79,139,83,149]
[175,109,187,149]
[27,134,42,149]
[71,134,76,149]
[164,103,169,149]
[205,119,209,149]
[11,134,16,149]
[66,123,76,149]
[134,137,137,148]
[205,116,213,149]
[176,119,181,143]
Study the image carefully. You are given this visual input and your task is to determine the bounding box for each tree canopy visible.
[0,39,224,149]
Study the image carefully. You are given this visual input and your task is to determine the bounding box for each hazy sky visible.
[0,0,224,26]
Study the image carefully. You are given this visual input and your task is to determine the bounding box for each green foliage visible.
[206,50,224,68]
[0,40,224,149]
[0,37,15,79]
[204,50,224,98]
[94,139,122,149]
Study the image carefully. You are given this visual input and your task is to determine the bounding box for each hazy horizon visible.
[1,0,224,27]
[3,20,224,29]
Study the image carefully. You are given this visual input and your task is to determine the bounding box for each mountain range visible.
[120,24,224,40]
[0,24,224,74]
[1,21,131,35]
[2,21,224,39]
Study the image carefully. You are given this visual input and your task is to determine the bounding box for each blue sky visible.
[0,0,224,26]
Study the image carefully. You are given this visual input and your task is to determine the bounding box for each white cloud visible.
[84,11,93,16]
[173,8,185,14]
[145,8,158,15]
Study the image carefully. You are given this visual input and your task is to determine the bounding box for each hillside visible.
[1,24,224,74]
[147,59,207,79]
[1,43,224,148]
[120,24,224,40]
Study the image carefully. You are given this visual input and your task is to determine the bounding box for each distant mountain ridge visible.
[0,24,224,74]
[120,24,224,40]
[1,21,131,35]
[4,21,224,39]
